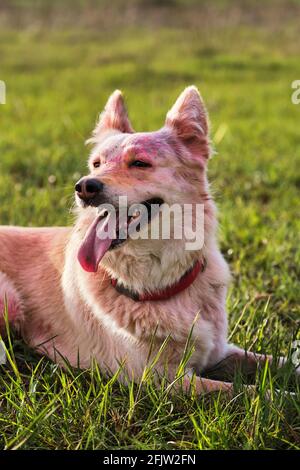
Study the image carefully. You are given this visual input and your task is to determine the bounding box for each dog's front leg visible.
[204,345,299,382]
[182,375,234,395]
[179,372,260,398]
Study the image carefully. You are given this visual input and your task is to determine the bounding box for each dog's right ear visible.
[165,86,208,138]
[88,90,134,142]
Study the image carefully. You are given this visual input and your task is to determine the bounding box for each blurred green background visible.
[0,0,300,449]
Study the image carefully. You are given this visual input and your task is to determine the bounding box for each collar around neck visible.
[111,258,206,302]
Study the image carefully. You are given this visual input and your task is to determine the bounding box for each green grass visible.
[0,1,300,450]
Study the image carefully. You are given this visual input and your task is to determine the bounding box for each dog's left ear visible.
[90,90,134,140]
[165,86,209,155]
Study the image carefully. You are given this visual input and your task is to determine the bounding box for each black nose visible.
[75,177,103,202]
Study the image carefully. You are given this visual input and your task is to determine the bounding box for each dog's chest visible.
[62,256,225,373]
[80,289,218,373]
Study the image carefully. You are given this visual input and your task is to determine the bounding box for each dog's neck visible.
[100,239,203,295]
[111,258,205,301]
[101,202,217,294]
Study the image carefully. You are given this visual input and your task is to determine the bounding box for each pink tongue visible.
[78,214,114,273]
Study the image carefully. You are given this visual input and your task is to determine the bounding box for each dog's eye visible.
[93,161,100,168]
[129,160,152,168]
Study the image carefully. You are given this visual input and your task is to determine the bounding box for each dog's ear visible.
[165,86,209,154]
[91,90,134,139]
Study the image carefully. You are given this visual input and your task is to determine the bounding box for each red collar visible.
[111,258,206,302]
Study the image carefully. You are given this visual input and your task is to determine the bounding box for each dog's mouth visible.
[77,198,164,273]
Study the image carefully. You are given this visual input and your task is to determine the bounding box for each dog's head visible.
[75,86,214,284]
